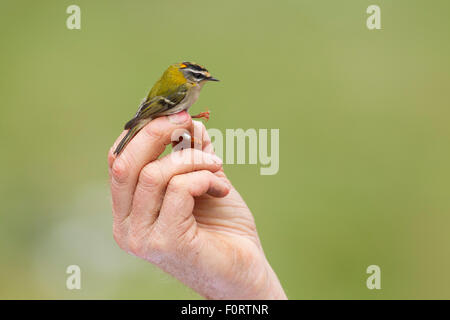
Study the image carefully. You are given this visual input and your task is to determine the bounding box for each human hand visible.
[108,111,286,299]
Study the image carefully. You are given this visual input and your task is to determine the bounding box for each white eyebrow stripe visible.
[184,68,207,75]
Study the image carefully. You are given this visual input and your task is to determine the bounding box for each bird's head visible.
[178,62,219,84]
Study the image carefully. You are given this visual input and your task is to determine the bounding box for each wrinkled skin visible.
[108,111,286,299]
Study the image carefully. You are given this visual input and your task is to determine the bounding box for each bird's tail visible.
[114,123,144,155]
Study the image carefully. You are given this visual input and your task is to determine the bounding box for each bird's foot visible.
[191,109,210,121]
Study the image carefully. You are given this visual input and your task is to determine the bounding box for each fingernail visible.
[168,111,189,125]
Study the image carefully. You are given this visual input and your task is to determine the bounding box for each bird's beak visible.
[207,76,220,82]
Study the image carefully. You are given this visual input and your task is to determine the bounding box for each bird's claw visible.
[192,109,210,121]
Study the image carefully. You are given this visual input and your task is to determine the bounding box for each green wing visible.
[124,84,189,130]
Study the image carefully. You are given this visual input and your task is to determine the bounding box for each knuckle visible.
[199,169,214,180]
[127,235,144,257]
[139,163,164,189]
[144,121,165,140]
[148,233,167,254]
[111,157,130,183]
[167,175,186,193]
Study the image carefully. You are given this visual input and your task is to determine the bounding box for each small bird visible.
[114,62,219,155]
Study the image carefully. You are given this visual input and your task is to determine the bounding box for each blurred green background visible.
[1,0,449,299]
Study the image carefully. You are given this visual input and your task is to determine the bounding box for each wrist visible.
[227,259,287,300]
[257,261,287,300]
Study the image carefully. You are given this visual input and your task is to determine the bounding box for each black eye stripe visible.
[190,71,205,79]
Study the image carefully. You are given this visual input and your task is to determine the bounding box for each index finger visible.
[108,111,193,221]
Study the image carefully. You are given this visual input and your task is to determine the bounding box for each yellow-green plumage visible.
[114,62,218,155]
[148,63,188,98]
